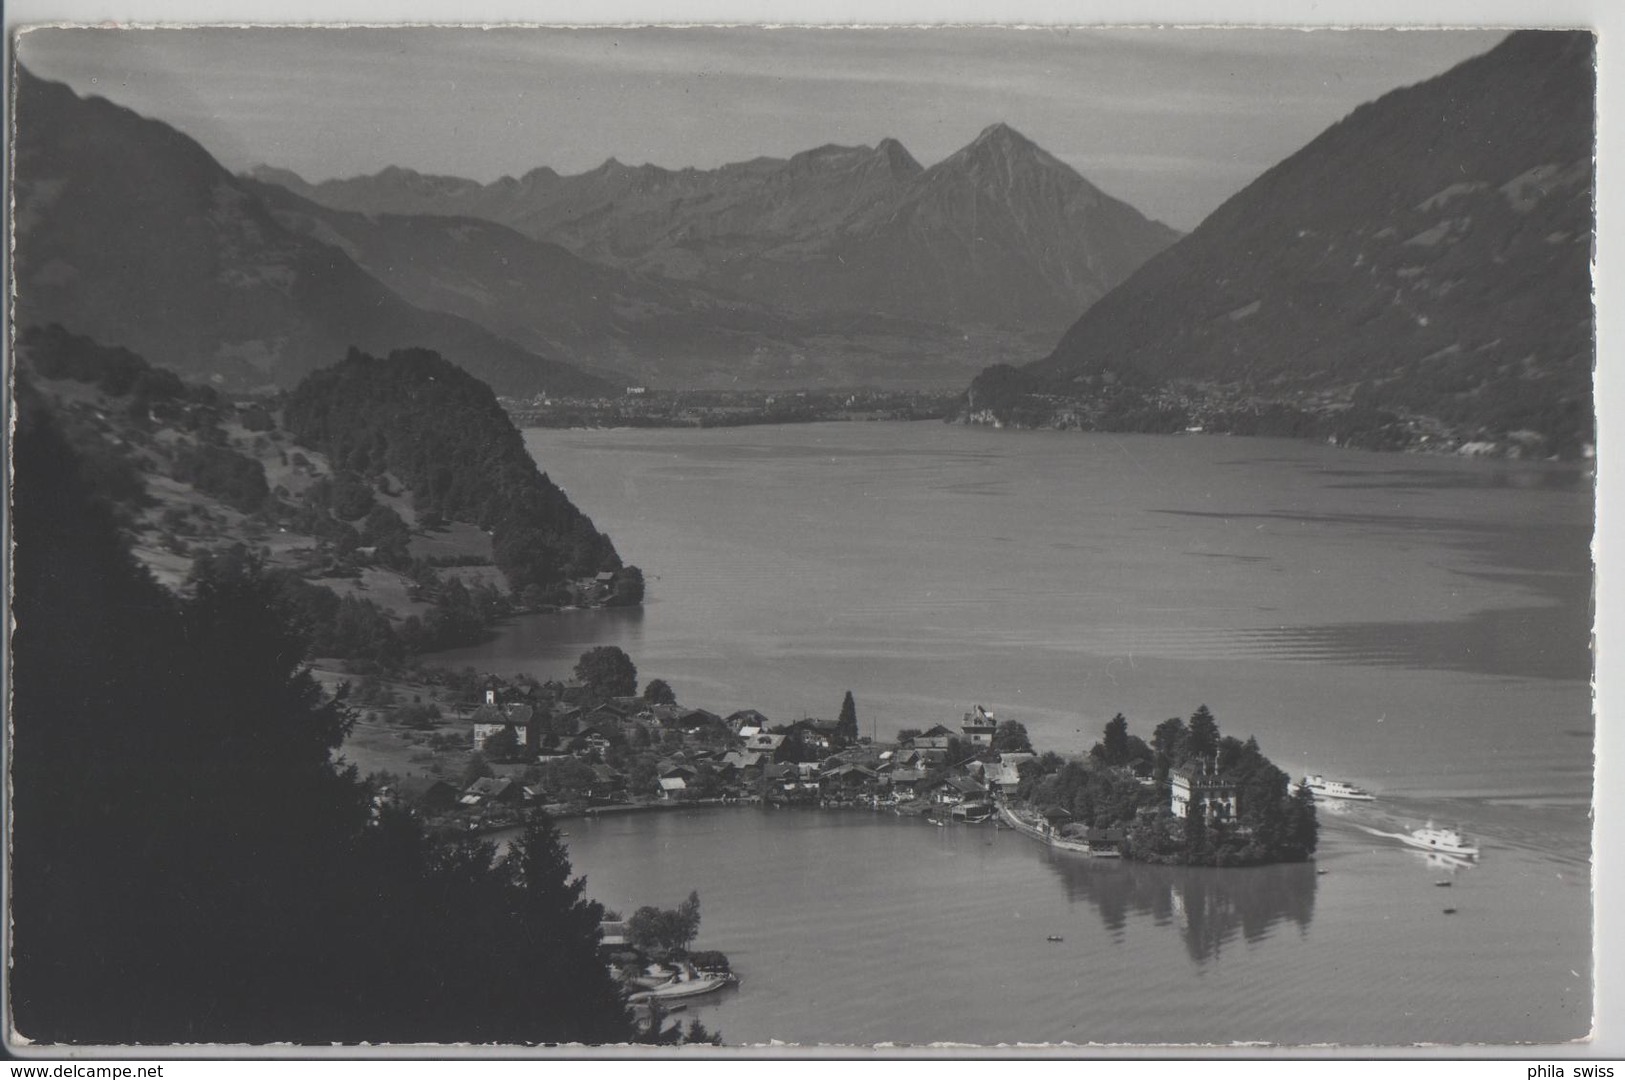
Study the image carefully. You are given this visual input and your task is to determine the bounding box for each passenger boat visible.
[1303,775,1377,802]
[1398,823,1480,858]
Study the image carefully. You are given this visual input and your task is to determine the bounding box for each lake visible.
[436,422,1593,1045]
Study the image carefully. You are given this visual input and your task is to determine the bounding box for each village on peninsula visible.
[354,651,1320,870]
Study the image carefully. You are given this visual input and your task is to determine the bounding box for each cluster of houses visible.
[375,683,1252,858]
[379,691,1071,830]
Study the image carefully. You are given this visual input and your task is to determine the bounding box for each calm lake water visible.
[438,422,1593,1045]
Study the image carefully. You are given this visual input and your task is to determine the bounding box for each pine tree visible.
[837,690,859,744]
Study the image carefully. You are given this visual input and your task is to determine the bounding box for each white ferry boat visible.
[1398,823,1480,858]
[1304,775,1377,802]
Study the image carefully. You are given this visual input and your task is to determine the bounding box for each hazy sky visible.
[17,26,1508,229]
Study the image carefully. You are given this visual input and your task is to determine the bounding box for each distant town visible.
[503,387,960,429]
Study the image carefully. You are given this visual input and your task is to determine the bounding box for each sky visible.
[13,25,1510,230]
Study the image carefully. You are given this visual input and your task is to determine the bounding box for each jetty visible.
[998,803,1113,857]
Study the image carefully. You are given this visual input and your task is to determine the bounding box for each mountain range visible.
[249,124,1182,382]
[969,30,1595,457]
[259,124,1180,333]
[13,59,1180,393]
[11,68,612,398]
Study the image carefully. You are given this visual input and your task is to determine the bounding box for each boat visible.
[1046,935,1064,943]
[1398,823,1480,858]
[951,801,994,823]
[1303,775,1377,802]
[627,970,738,1003]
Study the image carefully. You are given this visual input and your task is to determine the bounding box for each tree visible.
[1100,714,1131,765]
[462,751,495,787]
[482,725,520,761]
[896,727,923,744]
[643,678,676,705]
[993,719,1034,754]
[1187,705,1220,761]
[575,645,638,699]
[836,691,859,744]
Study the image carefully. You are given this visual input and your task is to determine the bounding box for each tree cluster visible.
[1017,706,1318,866]
[626,891,703,958]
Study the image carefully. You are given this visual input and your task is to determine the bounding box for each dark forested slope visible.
[284,347,636,598]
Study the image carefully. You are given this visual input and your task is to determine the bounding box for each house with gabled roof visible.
[961,704,998,746]
[393,776,459,812]
[460,776,522,807]
[725,709,772,735]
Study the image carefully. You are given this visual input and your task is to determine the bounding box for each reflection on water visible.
[1415,849,1478,876]
[1044,851,1318,966]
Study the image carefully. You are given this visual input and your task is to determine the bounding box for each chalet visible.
[989,752,1035,796]
[658,776,688,801]
[913,724,956,751]
[460,776,522,808]
[725,709,772,735]
[886,747,926,772]
[961,705,998,746]
[682,707,723,726]
[793,722,835,754]
[924,773,987,806]
[820,763,878,795]
[720,750,763,770]
[393,776,459,812]
[888,768,926,800]
[589,764,627,801]
[744,731,786,754]
[1169,759,1239,822]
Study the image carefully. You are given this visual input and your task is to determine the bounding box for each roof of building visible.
[659,777,688,792]
[395,776,457,801]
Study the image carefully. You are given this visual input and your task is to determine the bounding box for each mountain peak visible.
[971,122,1034,151]
[874,137,923,176]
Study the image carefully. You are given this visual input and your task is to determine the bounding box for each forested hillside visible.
[283,347,639,601]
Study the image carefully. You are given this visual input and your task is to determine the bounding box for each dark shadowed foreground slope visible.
[969,31,1594,458]
[9,386,632,1044]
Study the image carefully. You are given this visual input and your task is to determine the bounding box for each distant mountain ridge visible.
[12,68,612,397]
[968,30,1595,457]
[251,122,1182,343]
